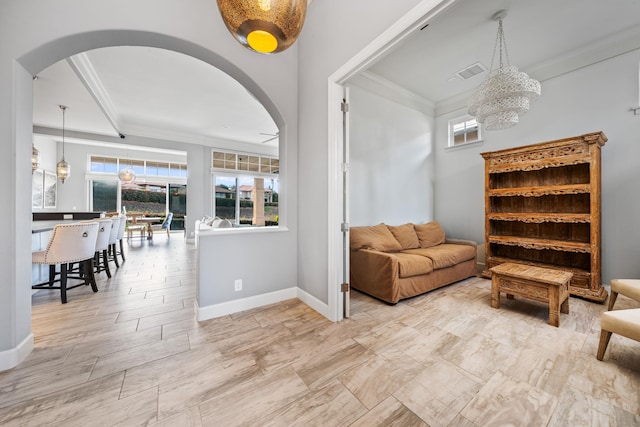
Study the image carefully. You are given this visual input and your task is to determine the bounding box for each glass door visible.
[168,184,187,231]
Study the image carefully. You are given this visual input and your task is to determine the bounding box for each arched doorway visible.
[2,27,289,370]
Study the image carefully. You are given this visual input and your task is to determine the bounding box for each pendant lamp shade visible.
[468,10,541,131]
[56,105,71,183]
[118,167,136,182]
[31,143,40,173]
[216,0,307,54]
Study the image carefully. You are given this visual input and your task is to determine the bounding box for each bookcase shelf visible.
[481,132,607,302]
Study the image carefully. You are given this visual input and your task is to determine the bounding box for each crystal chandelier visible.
[56,105,71,183]
[216,0,307,54]
[468,10,541,131]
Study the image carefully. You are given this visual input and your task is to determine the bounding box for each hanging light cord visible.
[61,105,66,160]
[489,19,511,72]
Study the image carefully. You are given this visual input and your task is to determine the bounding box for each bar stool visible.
[114,214,127,263]
[93,218,113,278]
[107,216,121,269]
[32,222,99,304]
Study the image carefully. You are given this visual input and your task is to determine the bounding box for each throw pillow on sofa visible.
[414,221,446,248]
[387,223,420,250]
[350,223,402,252]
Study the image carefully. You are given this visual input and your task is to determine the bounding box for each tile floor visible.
[1,235,639,426]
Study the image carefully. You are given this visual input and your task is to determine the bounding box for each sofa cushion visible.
[402,244,476,270]
[350,224,402,252]
[387,223,420,250]
[414,221,446,248]
[394,253,434,278]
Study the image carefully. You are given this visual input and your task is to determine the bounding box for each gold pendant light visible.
[216,0,307,54]
[56,105,71,183]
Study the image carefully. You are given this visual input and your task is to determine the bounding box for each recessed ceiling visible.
[358,0,640,112]
[33,46,279,148]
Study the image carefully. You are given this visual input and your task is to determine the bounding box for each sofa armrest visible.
[350,249,400,303]
[445,238,477,248]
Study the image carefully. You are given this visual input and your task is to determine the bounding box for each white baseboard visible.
[296,287,331,319]
[196,287,333,322]
[196,287,298,321]
[0,333,34,372]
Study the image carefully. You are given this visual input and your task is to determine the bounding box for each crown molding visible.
[349,70,435,115]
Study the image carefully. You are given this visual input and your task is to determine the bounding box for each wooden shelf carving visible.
[488,213,591,223]
[488,236,591,253]
[488,184,591,197]
[481,132,607,303]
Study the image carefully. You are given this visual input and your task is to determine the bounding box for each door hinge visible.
[341,101,349,113]
[341,283,350,292]
[341,162,349,172]
[341,222,349,232]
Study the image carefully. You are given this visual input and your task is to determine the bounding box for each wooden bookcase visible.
[481,132,607,302]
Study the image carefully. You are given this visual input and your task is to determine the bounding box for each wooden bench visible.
[490,263,573,327]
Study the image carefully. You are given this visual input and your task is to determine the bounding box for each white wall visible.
[434,48,640,285]
[348,85,434,226]
[0,0,299,369]
[297,0,424,306]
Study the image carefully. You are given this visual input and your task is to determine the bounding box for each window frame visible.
[447,115,483,149]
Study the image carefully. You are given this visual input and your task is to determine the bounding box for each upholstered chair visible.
[597,308,640,360]
[93,218,113,278]
[32,222,99,303]
[608,279,640,310]
[107,217,121,269]
[115,214,127,263]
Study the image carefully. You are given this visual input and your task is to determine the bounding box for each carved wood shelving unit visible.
[481,132,607,302]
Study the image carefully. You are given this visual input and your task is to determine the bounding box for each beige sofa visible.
[350,221,477,304]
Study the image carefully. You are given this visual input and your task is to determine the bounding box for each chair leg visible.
[49,265,56,286]
[119,238,126,262]
[60,263,68,304]
[597,329,613,361]
[85,259,98,292]
[111,243,120,268]
[102,249,111,278]
[608,291,618,311]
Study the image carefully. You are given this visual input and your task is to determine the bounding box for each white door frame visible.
[326,0,458,321]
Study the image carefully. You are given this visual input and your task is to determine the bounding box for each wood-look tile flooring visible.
[2,236,639,426]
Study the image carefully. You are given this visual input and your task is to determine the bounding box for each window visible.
[448,115,482,147]
[211,150,279,227]
[89,156,187,178]
[91,180,118,212]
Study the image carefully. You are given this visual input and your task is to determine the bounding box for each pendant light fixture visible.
[31,143,40,173]
[468,10,541,130]
[118,135,136,182]
[56,105,71,183]
[216,0,307,54]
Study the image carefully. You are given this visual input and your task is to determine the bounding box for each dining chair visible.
[149,212,173,239]
[93,218,113,278]
[114,214,127,263]
[107,216,122,268]
[32,222,99,303]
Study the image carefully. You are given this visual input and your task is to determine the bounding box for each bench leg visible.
[491,276,500,309]
[549,285,560,327]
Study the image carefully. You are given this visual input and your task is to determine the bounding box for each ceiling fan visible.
[259,132,279,143]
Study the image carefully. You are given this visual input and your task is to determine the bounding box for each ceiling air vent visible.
[455,62,486,80]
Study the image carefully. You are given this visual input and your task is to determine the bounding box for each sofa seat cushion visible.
[402,244,476,270]
[350,224,403,252]
[394,253,434,278]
